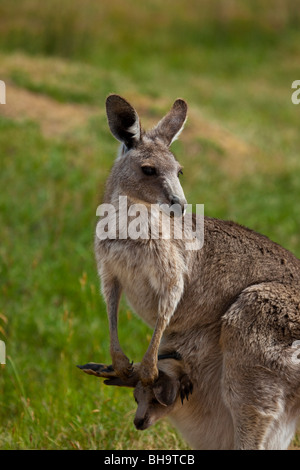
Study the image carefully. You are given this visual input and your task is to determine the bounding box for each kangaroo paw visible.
[77,362,116,378]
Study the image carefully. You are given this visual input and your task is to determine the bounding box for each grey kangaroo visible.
[84,94,300,449]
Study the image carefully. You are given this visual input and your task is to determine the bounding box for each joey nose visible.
[134,418,145,430]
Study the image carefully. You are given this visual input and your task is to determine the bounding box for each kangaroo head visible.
[105,95,188,213]
[95,360,193,431]
[133,370,182,430]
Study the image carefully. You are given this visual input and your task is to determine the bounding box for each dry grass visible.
[0,82,98,138]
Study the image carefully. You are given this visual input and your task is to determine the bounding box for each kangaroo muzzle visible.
[170,194,187,215]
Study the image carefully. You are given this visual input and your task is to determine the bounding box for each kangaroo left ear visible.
[106,94,141,149]
[154,99,188,147]
[153,372,180,406]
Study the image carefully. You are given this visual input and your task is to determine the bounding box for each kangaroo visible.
[87,94,300,449]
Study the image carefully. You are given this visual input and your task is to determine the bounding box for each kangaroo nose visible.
[170,195,186,214]
[171,195,180,205]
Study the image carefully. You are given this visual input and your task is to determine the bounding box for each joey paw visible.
[180,374,193,404]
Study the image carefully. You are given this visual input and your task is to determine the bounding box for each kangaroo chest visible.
[121,267,159,328]
[101,241,165,328]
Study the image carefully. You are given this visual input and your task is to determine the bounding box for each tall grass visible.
[0,0,300,61]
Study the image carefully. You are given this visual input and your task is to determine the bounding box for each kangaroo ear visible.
[154,99,187,147]
[106,94,141,149]
[153,372,180,406]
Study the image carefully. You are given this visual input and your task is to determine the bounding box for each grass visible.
[0,0,300,449]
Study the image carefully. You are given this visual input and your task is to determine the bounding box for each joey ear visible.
[154,99,187,147]
[106,94,141,149]
[153,372,180,406]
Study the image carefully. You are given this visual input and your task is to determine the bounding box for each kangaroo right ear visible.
[154,99,188,147]
[106,94,141,149]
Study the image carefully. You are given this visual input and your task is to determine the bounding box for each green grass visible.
[0,0,300,449]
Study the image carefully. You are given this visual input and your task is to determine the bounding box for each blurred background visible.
[0,0,300,449]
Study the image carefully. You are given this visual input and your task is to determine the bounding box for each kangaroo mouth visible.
[134,417,151,431]
[135,422,148,431]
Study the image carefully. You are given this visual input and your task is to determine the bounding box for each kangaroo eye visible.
[178,169,183,178]
[142,166,157,176]
[151,398,159,405]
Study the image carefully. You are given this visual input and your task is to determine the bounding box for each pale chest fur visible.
[96,237,188,328]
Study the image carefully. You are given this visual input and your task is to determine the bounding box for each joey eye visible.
[178,169,183,178]
[142,166,157,176]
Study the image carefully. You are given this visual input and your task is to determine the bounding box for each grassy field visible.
[0,0,300,450]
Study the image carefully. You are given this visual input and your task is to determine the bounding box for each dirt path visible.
[0,81,99,138]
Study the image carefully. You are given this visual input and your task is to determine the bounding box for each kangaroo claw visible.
[77,362,116,378]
